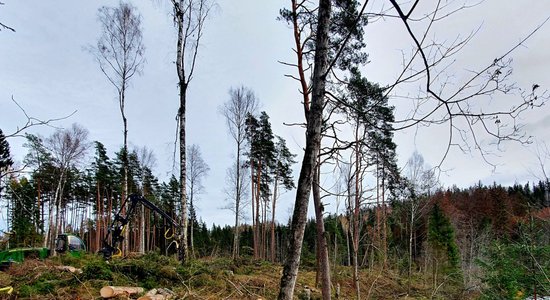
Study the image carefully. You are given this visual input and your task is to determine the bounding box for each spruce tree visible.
[428,203,461,285]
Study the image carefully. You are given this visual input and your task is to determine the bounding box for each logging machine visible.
[99,194,182,260]
[0,233,85,269]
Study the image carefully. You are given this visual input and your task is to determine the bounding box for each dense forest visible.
[2,0,550,299]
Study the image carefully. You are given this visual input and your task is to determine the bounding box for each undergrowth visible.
[0,253,476,299]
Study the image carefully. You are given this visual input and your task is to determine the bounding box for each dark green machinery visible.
[54,233,86,257]
[0,233,86,269]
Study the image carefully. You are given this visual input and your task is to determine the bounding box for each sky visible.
[1,1,550,228]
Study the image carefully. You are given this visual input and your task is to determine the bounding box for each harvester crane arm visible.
[100,194,180,260]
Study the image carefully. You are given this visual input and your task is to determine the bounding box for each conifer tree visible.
[0,129,13,195]
[6,177,40,247]
[428,203,461,289]
[246,112,276,259]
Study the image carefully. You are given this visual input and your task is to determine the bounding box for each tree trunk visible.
[97,184,101,253]
[376,160,380,261]
[178,83,188,263]
[122,86,130,256]
[271,175,278,262]
[256,163,261,259]
[353,246,360,299]
[277,0,331,298]
[408,204,414,295]
[251,160,257,259]
[51,168,66,253]
[233,147,241,259]
[262,198,268,260]
[352,123,361,299]
[381,164,387,268]
[313,163,331,300]
[190,198,195,259]
[36,180,42,236]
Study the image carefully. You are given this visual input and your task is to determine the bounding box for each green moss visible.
[82,259,113,281]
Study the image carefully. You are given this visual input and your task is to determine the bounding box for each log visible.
[100,286,144,298]
[55,266,83,274]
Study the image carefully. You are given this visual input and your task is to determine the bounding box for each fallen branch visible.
[224,278,244,297]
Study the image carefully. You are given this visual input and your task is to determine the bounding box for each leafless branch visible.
[0,1,15,32]
[387,0,550,167]
[6,96,77,139]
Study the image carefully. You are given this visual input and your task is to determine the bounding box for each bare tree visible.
[223,161,250,230]
[186,144,209,258]
[44,123,90,250]
[169,0,213,263]
[404,150,438,294]
[135,145,157,254]
[90,1,145,255]
[220,86,258,259]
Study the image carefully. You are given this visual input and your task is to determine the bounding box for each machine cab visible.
[55,234,86,256]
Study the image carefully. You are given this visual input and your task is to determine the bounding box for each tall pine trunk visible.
[277,0,331,298]
[352,129,361,300]
[270,175,278,262]
[255,163,261,259]
[96,185,101,253]
[313,162,331,300]
[381,164,387,268]
[251,160,257,259]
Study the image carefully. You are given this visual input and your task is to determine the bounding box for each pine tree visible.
[0,129,13,194]
[246,111,277,259]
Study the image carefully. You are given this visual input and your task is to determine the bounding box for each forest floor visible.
[0,253,477,299]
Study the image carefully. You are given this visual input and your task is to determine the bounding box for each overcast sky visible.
[2,1,550,228]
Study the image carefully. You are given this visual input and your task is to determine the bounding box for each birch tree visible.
[220,86,258,259]
[90,1,145,255]
[186,144,209,258]
[135,145,157,254]
[169,0,213,263]
[44,123,89,250]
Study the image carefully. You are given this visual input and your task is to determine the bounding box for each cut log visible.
[100,286,144,298]
[55,266,83,274]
